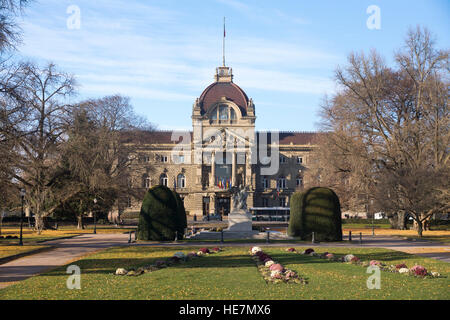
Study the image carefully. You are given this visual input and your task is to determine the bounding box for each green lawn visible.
[0,245,49,260]
[0,226,134,246]
[0,246,448,300]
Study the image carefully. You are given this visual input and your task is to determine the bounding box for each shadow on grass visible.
[34,253,258,277]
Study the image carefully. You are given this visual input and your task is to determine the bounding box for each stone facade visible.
[121,65,319,217]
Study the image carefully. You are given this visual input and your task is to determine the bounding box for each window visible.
[141,155,150,163]
[262,198,269,207]
[296,176,303,187]
[261,177,269,189]
[173,154,185,164]
[230,108,236,120]
[219,105,228,120]
[127,197,132,208]
[277,176,286,189]
[177,174,186,188]
[297,156,303,164]
[160,155,168,163]
[143,176,151,188]
[210,104,238,122]
[280,155,287,164]
[279,197,287,207]
[160,173,168,186]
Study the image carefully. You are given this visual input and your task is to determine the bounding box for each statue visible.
[232,184,248,212]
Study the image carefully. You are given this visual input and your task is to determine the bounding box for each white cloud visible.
[17,2,339,105]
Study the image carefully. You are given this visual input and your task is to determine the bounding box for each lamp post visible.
[19,189,26,246]
[93,198,97,234]
[371,199,374,236]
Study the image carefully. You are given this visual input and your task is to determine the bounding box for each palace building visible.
[120,64,319,218]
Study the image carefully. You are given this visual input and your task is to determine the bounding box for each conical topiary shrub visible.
[137,185,187,241]
[288,187,342,241]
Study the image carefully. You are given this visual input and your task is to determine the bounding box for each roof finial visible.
[222,17,226,66]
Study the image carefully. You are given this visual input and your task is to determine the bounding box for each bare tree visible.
[315,26,449,236]
[61,95,153,225]
[11,63,77,233]
[0,0,30,51]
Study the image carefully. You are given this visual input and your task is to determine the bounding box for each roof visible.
[198,81,249,116]
[120,130,192,144]
[121,130,320,145]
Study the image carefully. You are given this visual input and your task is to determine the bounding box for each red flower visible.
[396,263,407,269]
[199,248,210,254]
[304,248,315,255]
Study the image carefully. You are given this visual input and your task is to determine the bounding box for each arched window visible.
[219,105,228,120]
[160,173,168,187]
[209,104,238,122]
[230,108,236,120]
[177,174,186,188]
[277,176,286,189]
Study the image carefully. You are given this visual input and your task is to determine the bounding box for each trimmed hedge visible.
[288,187,342,241]
[137,185,187,241]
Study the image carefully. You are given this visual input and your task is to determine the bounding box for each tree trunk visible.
[35,214,44,234]
[77,214,84,229]
[413,219,424,237]
[388,211,407,230]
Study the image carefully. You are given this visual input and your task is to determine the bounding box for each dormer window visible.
[209,104,238,123]
[219,105,228,120]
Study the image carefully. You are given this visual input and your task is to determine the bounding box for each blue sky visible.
[16,0,449,131]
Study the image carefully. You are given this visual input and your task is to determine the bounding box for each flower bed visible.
[250,247,307,284]
[285,248,443,279]
[114,247,223,276]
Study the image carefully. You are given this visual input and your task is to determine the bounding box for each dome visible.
[198,67,249,116]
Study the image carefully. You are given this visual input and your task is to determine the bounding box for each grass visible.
[0,226,134,246]
[341,228,450,244]
[0,245,48,260]
[0,246,448,300]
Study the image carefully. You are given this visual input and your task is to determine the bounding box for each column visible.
[245,151,251,187]
[210,151,215,187]
[231,151,236,187]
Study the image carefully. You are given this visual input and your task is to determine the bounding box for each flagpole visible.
[223,17,226,66]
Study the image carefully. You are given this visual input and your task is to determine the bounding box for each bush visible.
[137,185,187,241]
[288,187,342,241]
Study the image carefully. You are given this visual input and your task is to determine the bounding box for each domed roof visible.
[198,67,249,116]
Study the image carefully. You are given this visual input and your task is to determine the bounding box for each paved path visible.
[0,233,448,289]
[0,233,130,289]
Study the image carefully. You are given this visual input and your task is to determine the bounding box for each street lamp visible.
[93,198,97,234]
[19,189,26,246]
[371,199,374,236]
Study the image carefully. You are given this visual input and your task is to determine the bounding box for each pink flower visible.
[411,265,427,277]
[370,260,381,266]
[325,253,334,259]
[269,264,284,272]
